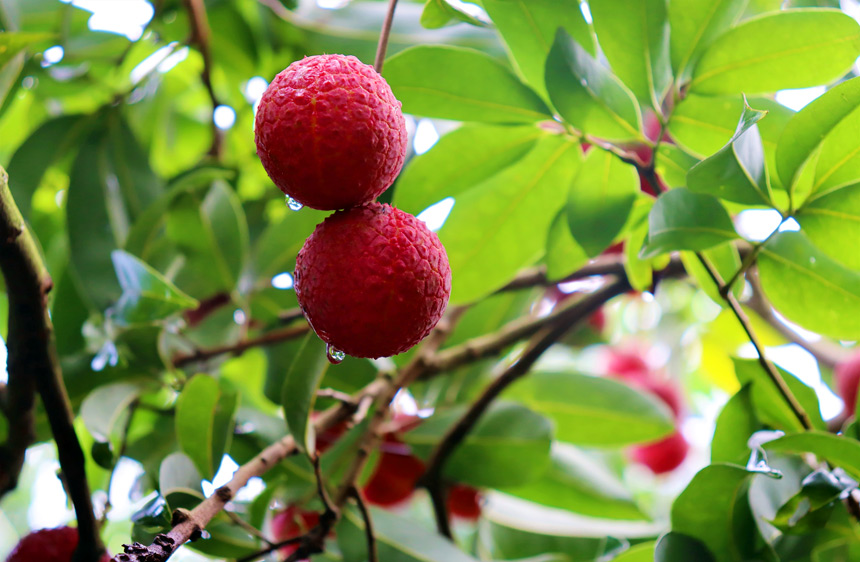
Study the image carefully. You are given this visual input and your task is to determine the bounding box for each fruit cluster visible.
[255,54,452,359]
[605,349,690,474]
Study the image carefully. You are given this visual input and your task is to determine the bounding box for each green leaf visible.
[668,0,748,81]
[671,464,760,562]
[404,401,553,488]
[615,542,658,562]
[281,332,329,455]
[105,113,164,220]
[158,451,204,500]
[338,507,480,562]
[641,188,737,258]
[668,94,744,159]
[797,183,860,270]
[439,135,580,304]
[689,9,860,95]
[808,104,860,199]
[655,144,700,188]
[420,0,488,29]
[589,0,672,109]
[686,99,771,205]
[545,209,589,282]
[679,243,743,307]
[109,250,198,326]
[758,230,860,340]
[501,443,647,520]
[6,114,86,219]
[393,124,545,215]
[655,533,716,562]
[481,0,594,98]
[624,199,656,292]
[508,371,674,446]
[81,382,143,443]
[711,385,762,465]
[765,432,860,482]
[176,375,224,479]
[384,45,551,122]
[776,76,860,189]
[566,148,639,256]
[733,358,825,432]
[545,29,643,141]
[0,31,54,68]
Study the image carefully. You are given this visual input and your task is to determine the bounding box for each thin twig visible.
[235,536,303,562]
[0,167,105,562]
[317,388,356,405]
[225,511,273,546]
[182,0,222,158]
[171,323,310,367]
[351,487,379,562]
[419,279,632,537]
[374,0,399,72]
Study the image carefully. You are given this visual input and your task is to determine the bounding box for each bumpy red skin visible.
[295,203,451,358]
[630,431,690,474]
[836,353,860,417]
[254,54,408,211]
[8,527,109,562]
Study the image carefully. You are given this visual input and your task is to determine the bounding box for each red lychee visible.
[630,431,689,474]
[447,484,482,520]
[295,202,451,358]
[254,54,408,211]
[605,349,650,381]
[362,436,425,506]
[271,506,321,559]
[836,352,860,417]
[7,527,110,562]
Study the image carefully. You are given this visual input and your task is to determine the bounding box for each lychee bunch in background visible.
[255,54,451,359]
[255,54,408,211]
[7,527,110,562]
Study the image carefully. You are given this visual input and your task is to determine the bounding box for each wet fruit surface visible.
[295,202,451,358]
[254,54,408,211]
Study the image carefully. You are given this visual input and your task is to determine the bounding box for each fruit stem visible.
[374,0,399,72]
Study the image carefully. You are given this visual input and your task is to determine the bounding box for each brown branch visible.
[374,0,399,72]
[182,0,222,158]
[419,278,632,537]
[351,487,379,562]
[171,322,310,367]
[0,167,105,561]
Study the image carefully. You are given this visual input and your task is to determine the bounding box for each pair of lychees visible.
[254,54,451,359]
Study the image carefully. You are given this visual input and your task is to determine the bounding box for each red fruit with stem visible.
[836,353,860,417]
[630,431,690,474]
[295,202,451,358]
[7,527,110,562]
[447,484,482,520]
[254,54,408,210]
[271,505,321,559]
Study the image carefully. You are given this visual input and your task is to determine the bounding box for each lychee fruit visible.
[630,431,690,474]
[295,202,451,358]
[362,436,425,506]
[271,506,321,558]
[254,54,408,211]
[835,352,860,417]
[447,484,482,520]
[7,527,110,562]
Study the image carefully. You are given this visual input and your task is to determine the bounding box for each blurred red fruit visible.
[362,436,425,506]
[637,378,684,419]
[315,418,349,454]
[836,353,860,417]
[630,431,689,474]
[588,308,606,332]
[271,506,320,559]
[606,350,650,381]
[7,527,110,562]
[447,484,482,520]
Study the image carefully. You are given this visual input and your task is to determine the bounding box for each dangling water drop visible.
[286,196,303,211]
[326,343,346,364]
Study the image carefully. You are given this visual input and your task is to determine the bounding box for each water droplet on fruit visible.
[286,196,303,211]
[326,344,345,364]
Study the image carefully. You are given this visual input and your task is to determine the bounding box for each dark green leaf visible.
[686,99,771,205]
[110,250,198,326]
[404,401,553,488]
[776,76,860,189]
[641,188,737,258]
[758,230,860,340]
[481,0,594,98]
[175,375,222,479]
[158,451,204,500]
[671,464,760,562]
[545,209,589,281]
[281,332,329,455]
[734,358,825,432]
[711,385,762,465]
[508,371,674,446]
[590,0,672,108]
[655,533,716,562]
[384,45,551,122]
[80,382,143,443]
[566,149,639,256]
[689,10,860,95]
[765,431,860,481]
[615,542,658,561]
[393,124,545,215]
[545,29,643,141]
[439,135,580,304]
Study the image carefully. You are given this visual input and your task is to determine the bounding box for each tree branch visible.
[182,0,221,158]
[351,487,379,562]
[419,278,632,537]
[171,322,310,367]
[374,0,399,72]
[0,167,105,561]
